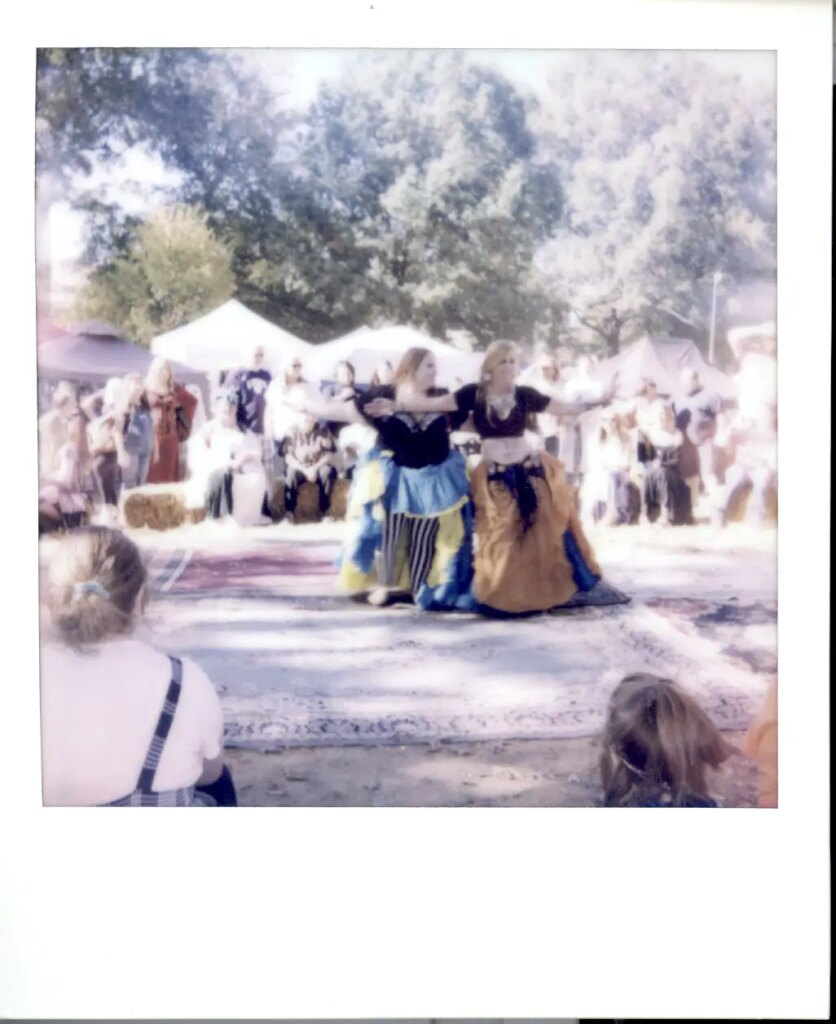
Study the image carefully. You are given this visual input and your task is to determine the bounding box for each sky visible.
[47,47,775,267]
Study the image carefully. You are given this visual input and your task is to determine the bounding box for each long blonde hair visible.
[478,340,523,424]
[47,527,148,649]
[600,673,734,807]
[392,347,433,391]
[145,356,174,395]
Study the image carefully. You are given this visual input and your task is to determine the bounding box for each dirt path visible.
[225,734,759,807]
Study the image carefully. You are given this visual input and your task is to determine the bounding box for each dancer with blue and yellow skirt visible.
[289,347,475,610]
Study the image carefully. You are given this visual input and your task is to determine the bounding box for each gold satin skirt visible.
[470,451,602,614]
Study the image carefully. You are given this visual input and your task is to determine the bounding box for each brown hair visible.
[47,527,148,649]
[599,673,734,806]
[392,347,433,390]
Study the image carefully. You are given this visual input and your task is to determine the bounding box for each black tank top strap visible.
[135,656,184,793]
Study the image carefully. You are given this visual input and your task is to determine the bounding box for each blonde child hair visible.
[47,527,148,649]
[600,673,734,806]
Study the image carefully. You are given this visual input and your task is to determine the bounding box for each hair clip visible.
[72,581,111,601]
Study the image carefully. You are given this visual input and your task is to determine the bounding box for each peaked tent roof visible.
[151,299,311,373]
[38,328,206,392]
[304,325,482,386]
[594,336,737,401]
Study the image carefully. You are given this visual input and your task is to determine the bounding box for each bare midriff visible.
[480,435,535,466]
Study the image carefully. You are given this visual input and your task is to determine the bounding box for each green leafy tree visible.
[74,205,234,346]
[239,51,567,346]
[532,52,776,359]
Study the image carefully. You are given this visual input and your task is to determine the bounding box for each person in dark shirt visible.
[599,673,735,807]
[282,347,474,610]
[364,340,626,616]
[235,345,273,436]
[673,368,725,518]
[320,360,360,457]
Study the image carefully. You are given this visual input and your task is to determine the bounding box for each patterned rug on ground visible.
[144,544,774,749]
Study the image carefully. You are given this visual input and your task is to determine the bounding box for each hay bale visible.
[725,483,778,524]
[329,477,351,520]
[268,478,286,521]
[122,485,189,531]
[294,481,323,523]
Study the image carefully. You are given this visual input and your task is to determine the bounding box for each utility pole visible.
[708,270,723,364]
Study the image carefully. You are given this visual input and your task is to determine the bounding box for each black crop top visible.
[454,383,551,439]
[356,386,468,468]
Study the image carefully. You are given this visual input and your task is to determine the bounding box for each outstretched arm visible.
[544,373,619,417]
[363,392,457,418]
[282,391,364,425]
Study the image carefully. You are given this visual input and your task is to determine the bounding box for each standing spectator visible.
[87,380,129,524]
[234,345,274,499]
[729,323,777,423]
[119,373,155,490]
[633,378,664,464]
[235,344,273,435]
[597,410,634,526]
[369,361,394,387]
[264,353,315,478]
[321,360,361,478]
[674,368,725,519]
[643,402,692,526]
[562,355,604,492]
[40,381,83,479]
[281,414,338,522]
[144,357,197,484]
[523,354,563,457]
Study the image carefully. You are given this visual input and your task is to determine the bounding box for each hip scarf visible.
[486,457,546,533]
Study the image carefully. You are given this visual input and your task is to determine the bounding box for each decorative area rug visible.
[143,541,774,749]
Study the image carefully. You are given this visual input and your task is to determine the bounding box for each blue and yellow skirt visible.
[338,447,474,611]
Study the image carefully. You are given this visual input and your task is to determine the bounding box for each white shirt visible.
[736,352,777,420]
[265,380,318,442]
[40,638,224,806]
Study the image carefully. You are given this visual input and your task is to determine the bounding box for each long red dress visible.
[146,385,198,484]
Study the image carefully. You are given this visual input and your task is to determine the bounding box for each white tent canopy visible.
[151,299,311,374]
[304,325,482,387]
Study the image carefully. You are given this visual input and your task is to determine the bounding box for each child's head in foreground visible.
[600,673,734,807]
[47,526,148,649]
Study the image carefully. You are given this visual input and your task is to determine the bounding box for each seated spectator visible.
[39,382,91,530]
[188,392,270,526]
[643,402,692,526]
[714,406,777,528]
[40,527,237,806]
[39,439,88,532]
[599,673,735,807]
[281,413,338,522]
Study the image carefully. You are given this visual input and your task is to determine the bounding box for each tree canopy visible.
[38,47,776,362]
